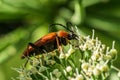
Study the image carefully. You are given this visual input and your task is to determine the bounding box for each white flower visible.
[100,65,109,72]
[66,66,72,72]
[75,74,84,80]
[93,68,101,76]
[81,62,89,72]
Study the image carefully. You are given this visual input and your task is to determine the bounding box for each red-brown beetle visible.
[21,22,78,59]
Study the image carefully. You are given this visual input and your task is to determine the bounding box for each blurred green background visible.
[0,0,120,80]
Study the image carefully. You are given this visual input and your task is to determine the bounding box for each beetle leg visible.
[56,37,60,51]
[22,44,29,58]
[56,37,64,54]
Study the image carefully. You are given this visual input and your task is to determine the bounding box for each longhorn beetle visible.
[21,22,78,59]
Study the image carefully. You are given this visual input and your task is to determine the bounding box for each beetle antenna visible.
[66,22,74,32]
[49,23,72,32]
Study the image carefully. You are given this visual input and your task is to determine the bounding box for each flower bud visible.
[66,66,72,72]
[109,49,117,59]
[100,65,109,72]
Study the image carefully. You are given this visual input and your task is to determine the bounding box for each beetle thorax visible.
[57,30,69,38]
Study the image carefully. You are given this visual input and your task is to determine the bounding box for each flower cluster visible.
[14,27,118,80]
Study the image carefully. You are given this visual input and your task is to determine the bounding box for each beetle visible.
[21,22,78,59]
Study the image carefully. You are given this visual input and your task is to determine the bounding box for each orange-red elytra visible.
[21,22,78,59]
